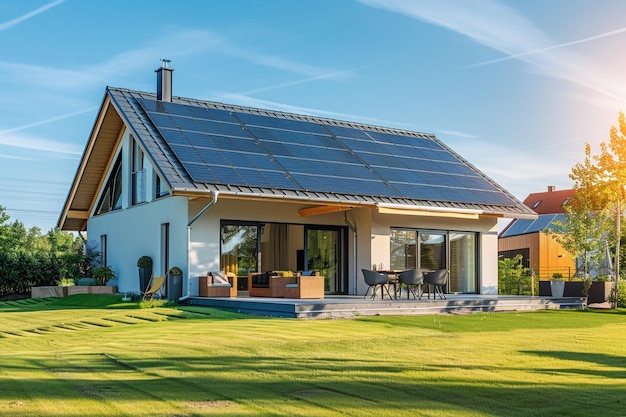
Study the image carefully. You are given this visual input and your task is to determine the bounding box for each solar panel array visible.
[137,97,512,205]
[500,213,565,238]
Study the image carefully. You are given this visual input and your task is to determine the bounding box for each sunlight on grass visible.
[0,295,625,416]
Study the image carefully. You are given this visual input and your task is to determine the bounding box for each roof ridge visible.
[106,86,435,140]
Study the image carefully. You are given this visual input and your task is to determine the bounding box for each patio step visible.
[185,295,586,319]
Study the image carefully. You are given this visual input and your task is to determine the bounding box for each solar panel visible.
[136,96,519,206]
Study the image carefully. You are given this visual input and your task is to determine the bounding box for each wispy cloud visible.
[0,27,343,92]
[357,0,626,104]
[241,67,358,96]
[469,26,626,68]
[0,153,34,161]
[0,131,81,156]
[0,0,64,31]
[437,129,477,139]
[0,107,98,135]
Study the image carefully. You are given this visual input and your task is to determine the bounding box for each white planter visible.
[550,280,565,298]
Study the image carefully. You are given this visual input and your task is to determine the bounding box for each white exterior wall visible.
[88,196,189,293]
[86,130,190,294]
[480,224,499,295]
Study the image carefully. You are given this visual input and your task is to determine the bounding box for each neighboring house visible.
[498,186,576,279]
[58,63,536,298]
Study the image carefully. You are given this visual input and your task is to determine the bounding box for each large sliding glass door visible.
[220,224,259,288]
[449,232,476,293]
[306,226,348,294]
[220,222,348,295]
[390,228,478,294]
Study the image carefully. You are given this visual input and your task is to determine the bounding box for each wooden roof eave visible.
[57,94,125,231]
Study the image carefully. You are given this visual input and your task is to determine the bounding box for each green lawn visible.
[1,295,626,416]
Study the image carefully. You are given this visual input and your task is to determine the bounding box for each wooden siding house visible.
[498,186,576,279]
[58,63,536,298]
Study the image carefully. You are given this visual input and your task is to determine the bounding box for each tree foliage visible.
[565,112,626,307]
[498,255,531,295]
[551,151,614,277]
[0,205,89,296]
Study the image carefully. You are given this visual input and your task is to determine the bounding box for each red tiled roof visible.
[522,187,575,214]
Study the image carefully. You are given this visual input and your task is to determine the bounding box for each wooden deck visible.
[184,293,586,319]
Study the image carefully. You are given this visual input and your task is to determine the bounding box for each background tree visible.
[596,112,626,307]
[565,112,626,308]
[0,205,88,296]
[551,149,614,278]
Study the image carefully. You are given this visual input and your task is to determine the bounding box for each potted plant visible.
[550,272,565,298]
[93,266,116,286]
[137,256,153,292]
[168,266,183,301]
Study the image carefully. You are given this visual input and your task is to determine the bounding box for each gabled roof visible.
[59,87,536,231]
[523,187,574,214]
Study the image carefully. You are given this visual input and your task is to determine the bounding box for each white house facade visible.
[59,64,536,298]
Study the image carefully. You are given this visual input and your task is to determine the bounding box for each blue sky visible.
[1,0,625,231]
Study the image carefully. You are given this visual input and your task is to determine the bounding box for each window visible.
[132,138,146,204]
[95,153,123,215]
[220,223,259,277]
[391,228,478,293]
[100,234,107,266]
[532,200,542,209]
[155,174,169,198]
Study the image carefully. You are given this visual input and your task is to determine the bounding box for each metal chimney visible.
[156,59,174,102]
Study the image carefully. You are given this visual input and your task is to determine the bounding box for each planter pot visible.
[89,286,117,295]
[587,281,613,304]
[550,280,565,298]
[32,286,68,298]
[138,267,152,292]
[67,286,90,295]
[31,286,117,298]
[167,274,183,301]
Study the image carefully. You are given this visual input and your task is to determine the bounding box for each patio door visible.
[305,226,348,294]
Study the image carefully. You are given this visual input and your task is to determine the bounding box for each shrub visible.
[58,277,75,286]
[92,266,115,285]
[137,256,153,268]
[77,277,97,286]
[169,266,183,275]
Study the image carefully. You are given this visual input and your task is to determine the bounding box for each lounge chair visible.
[141,275,166,300]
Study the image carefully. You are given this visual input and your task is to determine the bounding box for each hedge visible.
[0,251,61,296]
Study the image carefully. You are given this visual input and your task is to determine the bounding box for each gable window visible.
[155,174,169,198]
[132,138,146,205]
[95,153,123,215]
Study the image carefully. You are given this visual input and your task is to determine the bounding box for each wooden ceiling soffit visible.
[377,207,480,219]
[299,205,357,217]
[67,210,90,220]
[59,97,124,230]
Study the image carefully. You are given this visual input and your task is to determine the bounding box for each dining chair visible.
[361,269,393,300]
[423,269,449,300]
[398,269,424,300]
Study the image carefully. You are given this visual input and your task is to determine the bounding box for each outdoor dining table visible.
[378,270,401,299]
